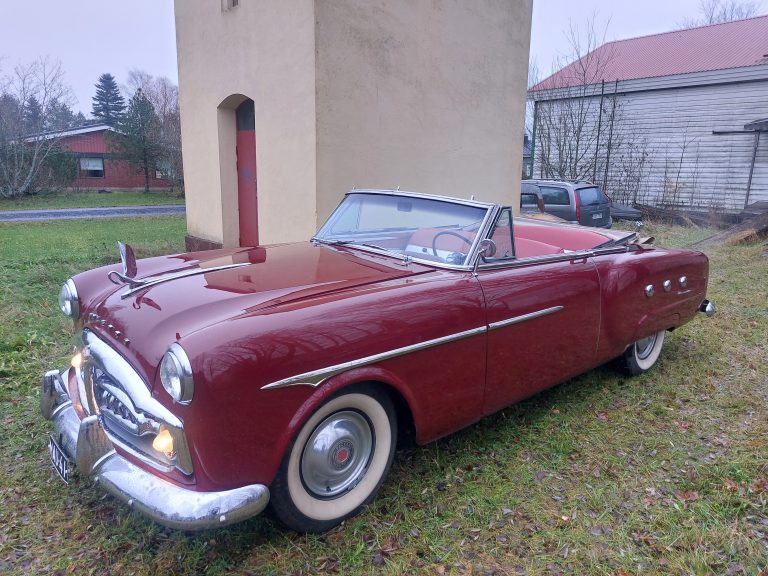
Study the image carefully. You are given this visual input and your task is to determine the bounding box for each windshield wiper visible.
[311,237,410,262]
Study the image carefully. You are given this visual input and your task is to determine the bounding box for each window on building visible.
[79,157,105,178]
[155,160,171,180]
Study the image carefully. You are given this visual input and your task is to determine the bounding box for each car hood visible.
[87,242,433,381]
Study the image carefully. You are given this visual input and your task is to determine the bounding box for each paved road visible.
[0,204,186,221]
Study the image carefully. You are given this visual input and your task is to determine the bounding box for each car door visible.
[539,185,573,222]
[476,210,601,415]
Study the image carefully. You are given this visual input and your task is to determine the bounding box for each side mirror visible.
[473,239,497,275]
[478,238,497,258]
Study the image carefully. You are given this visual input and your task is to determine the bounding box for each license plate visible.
[592,212,603,220]
[48,435,72,483]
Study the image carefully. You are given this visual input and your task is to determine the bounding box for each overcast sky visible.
[0,0,764,115]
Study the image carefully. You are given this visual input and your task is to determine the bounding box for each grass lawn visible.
[0,217,766,575]
[0,189,184,211]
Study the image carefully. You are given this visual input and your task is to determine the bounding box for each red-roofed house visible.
[529,15,768,212]
[30,124,170,191]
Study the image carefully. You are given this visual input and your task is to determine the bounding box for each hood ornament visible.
[108,242,142,287]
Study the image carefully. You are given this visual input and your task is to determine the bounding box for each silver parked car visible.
[522,179,612,228]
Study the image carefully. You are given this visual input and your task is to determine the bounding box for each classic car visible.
[41,189,715,533]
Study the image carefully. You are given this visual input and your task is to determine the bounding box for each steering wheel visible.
[432,231,473,258]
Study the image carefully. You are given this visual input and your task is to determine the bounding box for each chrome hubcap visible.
[635,333,657,360]
[301,410,373,498]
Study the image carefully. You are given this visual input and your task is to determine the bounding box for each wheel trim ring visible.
[635,333,657,360]
[299,410,374,499]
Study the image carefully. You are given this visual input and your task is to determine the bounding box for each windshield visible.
[315,193,490,266]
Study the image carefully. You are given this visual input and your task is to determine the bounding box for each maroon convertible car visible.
[41,189,715,533]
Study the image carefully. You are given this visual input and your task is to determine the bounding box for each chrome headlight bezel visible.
[160,343,194,404]
[58,278,80,320]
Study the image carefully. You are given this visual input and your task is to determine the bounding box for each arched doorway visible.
[235,99,258,246]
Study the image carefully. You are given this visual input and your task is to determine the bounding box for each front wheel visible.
[621,329,666,375]
[270,386,397,533]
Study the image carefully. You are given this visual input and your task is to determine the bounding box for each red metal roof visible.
[531,14,768,91]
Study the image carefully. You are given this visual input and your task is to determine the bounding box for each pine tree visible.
[112,89,162,193]
[91,73,125,127]
[23,96,43,134]
[46,98,78,131]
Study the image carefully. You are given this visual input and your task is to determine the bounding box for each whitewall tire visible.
[270,385,396,533]
[622,329,666,375]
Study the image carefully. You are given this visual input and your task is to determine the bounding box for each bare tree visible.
[529,15,650,201]
[531,14,614,180]
[677,0,762,28]
[0,58,76,198]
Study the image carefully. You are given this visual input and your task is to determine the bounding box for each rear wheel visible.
[622,330,666,375]
[270,386,396,533]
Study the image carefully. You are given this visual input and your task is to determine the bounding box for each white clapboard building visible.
[529,15,768,213]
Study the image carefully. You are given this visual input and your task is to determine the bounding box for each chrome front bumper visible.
[41,369,270,530]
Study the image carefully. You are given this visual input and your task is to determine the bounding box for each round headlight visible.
[58,279,80,319]
[160,343,194,404]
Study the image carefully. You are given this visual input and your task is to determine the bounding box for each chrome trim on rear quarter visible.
[488,306,564,331]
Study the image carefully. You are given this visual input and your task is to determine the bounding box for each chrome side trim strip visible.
[261,325,488,390]
[488,306,564,331]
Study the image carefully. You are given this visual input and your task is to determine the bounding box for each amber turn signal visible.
[152,426,175,458]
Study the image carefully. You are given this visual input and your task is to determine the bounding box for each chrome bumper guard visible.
[699,299,716,317]
[41,369,270,530]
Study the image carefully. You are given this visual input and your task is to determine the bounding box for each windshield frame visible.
[314,189,498,271]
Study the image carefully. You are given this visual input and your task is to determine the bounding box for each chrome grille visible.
[91,367,159,437]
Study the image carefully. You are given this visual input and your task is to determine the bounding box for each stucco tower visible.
[175,0,533,249]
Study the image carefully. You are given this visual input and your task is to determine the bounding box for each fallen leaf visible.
[632,530,654,545]
[677,490,700,502]
[533,470,546,483]
[372,552,387,567]
[435,565,446,575]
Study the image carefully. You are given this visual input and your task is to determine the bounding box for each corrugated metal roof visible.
[531,14,768,91]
